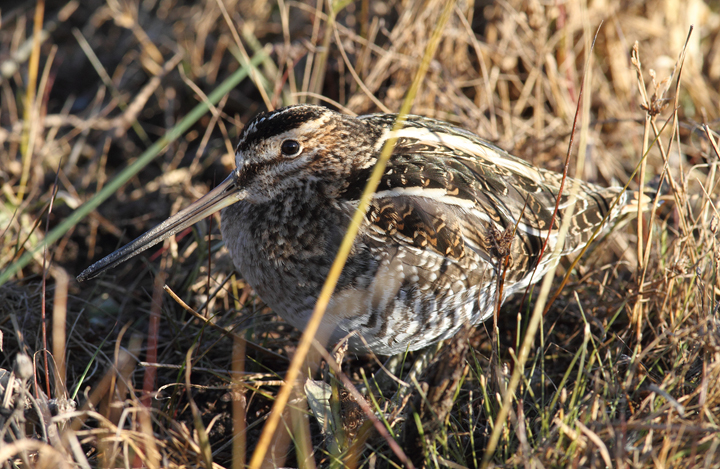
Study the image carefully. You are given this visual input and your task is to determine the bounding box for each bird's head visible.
[76,105,377,281]
[232,104,378,203]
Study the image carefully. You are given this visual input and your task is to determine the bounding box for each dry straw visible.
[2,0,719,467]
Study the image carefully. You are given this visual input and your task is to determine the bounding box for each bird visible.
[78,104,647,355]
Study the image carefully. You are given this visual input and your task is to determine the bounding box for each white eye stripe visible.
[236,105,332,152]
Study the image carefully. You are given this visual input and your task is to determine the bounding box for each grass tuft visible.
[1,0,719,467]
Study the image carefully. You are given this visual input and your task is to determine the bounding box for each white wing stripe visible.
[375,126,545,181]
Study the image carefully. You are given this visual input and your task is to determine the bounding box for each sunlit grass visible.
[1,0,719,467]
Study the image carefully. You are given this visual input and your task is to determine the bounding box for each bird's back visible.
[321,114,624,353]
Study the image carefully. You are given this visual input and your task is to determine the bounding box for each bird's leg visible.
[488,224,515,392]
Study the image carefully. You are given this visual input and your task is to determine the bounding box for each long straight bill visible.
[77,172,243,282]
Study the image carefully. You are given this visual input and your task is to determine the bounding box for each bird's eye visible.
[280,139,301,157]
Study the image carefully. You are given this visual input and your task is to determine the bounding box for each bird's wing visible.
[340,116,625,284]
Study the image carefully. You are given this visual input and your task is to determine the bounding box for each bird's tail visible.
[619,177,667,217]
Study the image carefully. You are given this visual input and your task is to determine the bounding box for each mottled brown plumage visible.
[78,105,638,355]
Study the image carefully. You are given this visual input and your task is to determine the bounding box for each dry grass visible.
[1,0,719,467]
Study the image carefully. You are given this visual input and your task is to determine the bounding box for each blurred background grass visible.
[1,0,719,467]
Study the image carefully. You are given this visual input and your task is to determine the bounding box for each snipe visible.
[79,105,644,355]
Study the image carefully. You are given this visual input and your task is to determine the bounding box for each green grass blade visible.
[0,49,268,286]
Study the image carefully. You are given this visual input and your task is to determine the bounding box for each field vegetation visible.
[1,0,719,467]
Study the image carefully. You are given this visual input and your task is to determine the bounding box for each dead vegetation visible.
[1,0,720,467]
